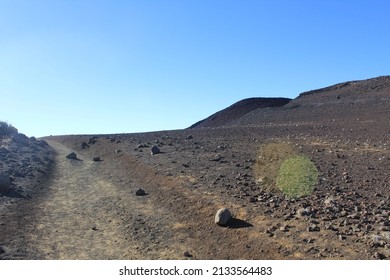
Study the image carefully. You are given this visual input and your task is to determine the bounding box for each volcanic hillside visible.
[191,75,390,129]
[190,97,291,128]
[1,75,390,260]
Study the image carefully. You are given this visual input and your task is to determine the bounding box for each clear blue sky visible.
[1,0,390,137]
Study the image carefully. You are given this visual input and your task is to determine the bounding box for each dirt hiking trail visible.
[27,139,205,259]
[1,139,286,259]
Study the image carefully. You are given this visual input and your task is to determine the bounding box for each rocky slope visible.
[0,126,54,210]
[189,97,291,128]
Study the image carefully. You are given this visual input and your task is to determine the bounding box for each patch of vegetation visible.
[276,155,318,199]
[0,121,18,138]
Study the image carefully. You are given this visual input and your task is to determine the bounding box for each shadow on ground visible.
[226,218,253,229]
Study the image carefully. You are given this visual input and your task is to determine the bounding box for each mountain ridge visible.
[190,75,390,129]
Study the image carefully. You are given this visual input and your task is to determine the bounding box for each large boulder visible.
[135,188,147,196]
[0,174,11,194]
[150,146,160,155]
[215,208,233,226]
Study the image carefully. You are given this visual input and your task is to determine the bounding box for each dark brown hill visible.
[209,76,390,128]
[289,75,390,107]
[189,97,291,128]
[298,75,390,98]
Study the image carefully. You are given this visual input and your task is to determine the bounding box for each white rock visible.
[215,208,232,226]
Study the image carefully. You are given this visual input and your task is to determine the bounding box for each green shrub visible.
[276,155,318,199]
[0,121,18,138]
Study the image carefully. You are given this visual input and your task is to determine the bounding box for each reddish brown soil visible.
[1,76,389,260]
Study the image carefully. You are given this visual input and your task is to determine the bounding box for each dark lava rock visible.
[11,133,30,146]
[81,142,89,149]
[0,246,5,254]
[183,251,193,258]
[36,139,49,147]
[373,252,386,260]
[92,157,101,162]
[150,146,160,155]
[296,207,312,218]
[211,155,223,162]
[66,152,77,160]
[88,137,97,144]
[136,188,147,196]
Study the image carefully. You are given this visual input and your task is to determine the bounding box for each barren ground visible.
[1,76,390,260]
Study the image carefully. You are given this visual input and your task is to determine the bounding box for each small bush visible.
[276,155,318,199]
[0,121,18,138]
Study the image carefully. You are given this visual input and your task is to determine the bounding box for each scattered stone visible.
[303,238,315,243]
[370,235,387,247]
[186,135,193,140]
[382,232,390,240]
[283,213,294,221]
[215,208,232,226]
[88,137,97,144]
[136,188,147,196]
[296,207,311,218]
[92,226,98,231]
[0,246,5,254]
[324,196,335,207]
[150,146,160,155]
[183,251,193,258]
[0,174,11,194]
[373,252,386,260]
[265,225,278,234]
[307,224,320,232]
[267,232,275,237]
[379,226,390,232]
[81,142,89,149]
[211,155,223,162]
[249,197,257,203]
[279,225,288,232]
[92,157,101,162]
[66,152,77,160]
[115,149,121,154]
[37,139,49,147]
